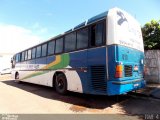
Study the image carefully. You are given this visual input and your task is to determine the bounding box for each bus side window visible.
[18,53,21,62]
[42,43,47,57]
[16,53,21,63]
[15,54,18,62]
[55,38,63,54]
[32,48,36,59]
[65,32,76,52]
[77,28,88,49]
[90,21,104,47]
[28,49,32,60]
[25,51,28,61]
[21,52,25,61]
[48,40,55,55]
[36,46,42,58]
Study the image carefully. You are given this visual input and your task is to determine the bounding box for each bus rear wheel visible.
[55,74,67,95]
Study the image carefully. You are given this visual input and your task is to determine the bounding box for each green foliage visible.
[142,19,160,50]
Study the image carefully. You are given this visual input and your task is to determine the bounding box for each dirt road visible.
[0,75,160,120]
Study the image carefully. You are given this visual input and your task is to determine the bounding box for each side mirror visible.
[11,58,15,68]
[11,59,13,63]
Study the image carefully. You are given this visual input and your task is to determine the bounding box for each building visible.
[0,53,13,71]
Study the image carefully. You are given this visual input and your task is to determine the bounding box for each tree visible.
[142,19,160,50]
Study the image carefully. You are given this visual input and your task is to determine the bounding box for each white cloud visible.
[32,22,48,34]
[0,23,42,54]
[39,28,48,33]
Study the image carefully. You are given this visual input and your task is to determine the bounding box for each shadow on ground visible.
[1,79,130,110]
[2,79,160,117]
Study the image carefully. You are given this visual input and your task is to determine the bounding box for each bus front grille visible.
[124,65,132,77]
[90,66,106,92]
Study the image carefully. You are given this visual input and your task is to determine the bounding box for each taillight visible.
[115,64,123,78]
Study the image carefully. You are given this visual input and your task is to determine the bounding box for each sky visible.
[0,0,159,54]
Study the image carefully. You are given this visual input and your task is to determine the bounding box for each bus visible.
[11,7,146,95]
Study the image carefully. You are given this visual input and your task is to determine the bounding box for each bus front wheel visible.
[15,72,19,79]
[55,74,67,95]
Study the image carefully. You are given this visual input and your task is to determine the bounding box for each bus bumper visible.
[107,79,146,96]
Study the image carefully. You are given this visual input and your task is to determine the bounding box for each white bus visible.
[11,8,145,95]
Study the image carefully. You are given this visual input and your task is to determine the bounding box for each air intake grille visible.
[124,65,132,77]
[90,66,106,92]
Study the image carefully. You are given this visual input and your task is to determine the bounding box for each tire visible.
[15,72,22,84]
[15,72,19,79]
[55,74,67,95]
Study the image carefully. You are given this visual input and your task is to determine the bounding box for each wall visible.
[144,50,160,83]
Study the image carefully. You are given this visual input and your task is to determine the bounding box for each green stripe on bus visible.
[22,54,70,80]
